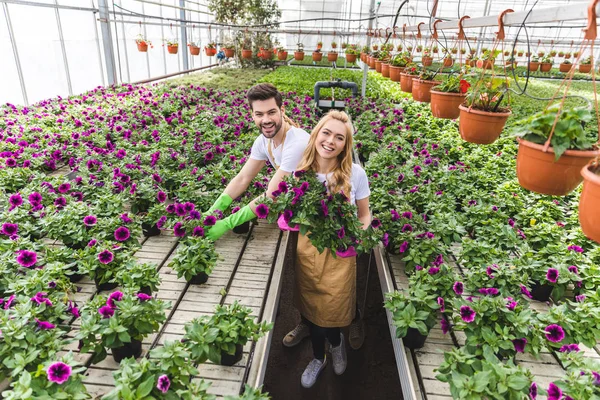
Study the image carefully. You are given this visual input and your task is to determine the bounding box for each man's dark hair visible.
[247,83,282,109]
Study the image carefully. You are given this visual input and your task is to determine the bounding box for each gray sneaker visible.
[283,322,310,347]
[301,357,327,388]
[349,310,365,350]
[330,333,347,375]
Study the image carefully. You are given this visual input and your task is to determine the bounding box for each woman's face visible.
[315,119,347,161]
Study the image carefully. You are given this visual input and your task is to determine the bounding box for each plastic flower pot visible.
[360,53,366,63]
[381,63,390,78]
[578,162,600,243]
[528,62,539,71]
[204,47,216,57]
[312,52,323,62]
[540,62,552,72]
[369,57,377,69]
[242,49,253,59]
[345,53,357,63]
[559,63,573,73]
[65,241,86,250]
[188,271,209,285]
[458,105,511,144]
[112,339,142,363]
[142,222,161,237]
[94,278,118,292]
[327,52,338,62]
[403,328,428,349]
[516,138,600,196]
[139,286,152,296]
[375,60,383,72]
[189,45,200,56]
[294,51,304,61]
[232,221,250,234]
[220,343,243,366]
[579,64,592,73]
[400,73,414,93]
[277,51,288,60]
[137,43,148,52]
[389,66,402,82]
[224,48,235,58]
[67,265,84,283]
[411,79,441,103]
[422,56,433,66]
[430,90,466,119]
[531,282,553,302]
[167,45,178,54]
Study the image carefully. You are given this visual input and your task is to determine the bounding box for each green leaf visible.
[136,376,155,397]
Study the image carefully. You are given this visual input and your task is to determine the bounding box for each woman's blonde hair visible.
[296,110,355,196]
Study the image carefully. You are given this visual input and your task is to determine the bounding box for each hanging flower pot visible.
[422,56,433,66]
[327,52,338,62]
[528,61,539,71]
[375,60,383,72]
[345,53,357,63]
[368,57,376,69]
[312,51,323,62]
[224,48,235,58]
[205,46,216,57]
[579,64,592,73]
[458,105,511,144]
[431,90,467,119]
[516,139,600,196]
[411,79,441,103]
[559,62,573,73]
[400,73,414,93]
[261,50,273,60]
[389,66,402,82]
[278,51,288,60]
[167,45,179,54]
[294,51,305,61]
[360,52,366,62]
[189,45,200,56]
[443,57,454,68]
[372,44,379,51]
[579,161,600,243]
[476,59,494,69]
[381,63,390,78]
[137,42,148,52]
[242,49,253,59]
[540,62,552,72]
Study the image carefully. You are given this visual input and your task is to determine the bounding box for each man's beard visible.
[260,118,283,139]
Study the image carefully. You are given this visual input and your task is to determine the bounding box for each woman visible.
[293,110,371,388]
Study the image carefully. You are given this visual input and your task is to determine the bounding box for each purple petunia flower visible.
[9,193,23,208]
[336,246,357,258]
[157,191,167,203]
[568,265,579,274]
[547,382,562,400]
[529,382,537,400]
[520,285,533,299]
[371,218,382,229]
[203,215,217,226]
[568,245,584,253]
[575,294,586,302]
[114,226,130,242]
[98,250,114,264]
[545,324,565,343]
[68,301,80,318]
[337,227,346,239]
[106,291,123,308]
[98,305,115,318]
[137,293,152,301]
[506,300,518,311]
[166,204,176,214]
[546,268,559,283]
[54,197,67,208]
[453,281,464,295]
[28,192,42,205]
[192,226,204,237]
[58,183,71,193]
[16,250,38,267]
[479,288,499,296]
[157,374,170,393]
[399,241,409,253]
[460,306,476,323]
[401,224,413,233]
[175,204,187,217]
[382,232,389,247]
[255,204,269,219]
[1,223,18,236]
[47,362,72,384]
[441,318,450,334]
[437,297,445,312]
[508,218,515,227]
[592,371,600,386]
[559,344,580,353]
[35,318,55,330]
[428,266,440,275]
[173,222,186,237]
[512,338,527,353]
[83,215,97,226]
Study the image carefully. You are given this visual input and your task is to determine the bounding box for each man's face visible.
[251,98,283,139]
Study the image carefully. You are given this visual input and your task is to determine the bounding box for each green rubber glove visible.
[206,205,256,241]
[206,193,233,215]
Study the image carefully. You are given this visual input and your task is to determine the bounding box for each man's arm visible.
[223,158,265,200]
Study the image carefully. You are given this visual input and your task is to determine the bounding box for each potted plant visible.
[341,42,348,49]
[241,38,253,59]
[528,55,540,71]
[579,160,600,243]
[539,55,553,72]
[223,44,235,58]
[345,46,359,63]
[412,69,442,103]
[458,77,511,144]
[183,301,272,366]
[117,261,161,295]
[559,59,573,73]
[538,51,545,57]
[476,49,498,69]
[406,45,413,52]
[368,50,379,69]
[451,47,458,54]
[372,44,379,51]
[558,51,565,57]
[169,236,218,284]
[550,49,557,57]
[389,52,410,82]
[442,53,454,68]
[135,34,152,52]
[421,48,433,66]
[466,53,476,67]
[430,74,470,119]
[432,45,439,54]
[276,46,287,60]
[204,42,216,57]
[579,56,593,73]
[312,48,323,62]
[316,41,323,49]
[165,39,178,54]
[327,49,338,63]
[384,291,440,349]
[511,106,600,195]
[565,51,572,59]
[460,48,467,55]
[400,63,419,93]
[396,44,403,51]
[573,51,580,58]
[77,289,168,363]
[331,41,337,49]
[294,43,304,61]
[416,44,423,53]
[187,41,200,56]
[505,56,517,68]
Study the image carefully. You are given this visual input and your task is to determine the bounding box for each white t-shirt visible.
[249,126,310,173]
[316,163,371,205]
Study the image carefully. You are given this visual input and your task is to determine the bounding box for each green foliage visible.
[169,236,218,282]
[384,290,439,337]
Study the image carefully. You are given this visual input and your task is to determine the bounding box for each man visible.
[205,83,365,350]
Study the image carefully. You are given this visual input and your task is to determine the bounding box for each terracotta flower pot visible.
[443,58,454,67]
[137,43,148,52]
[189,45,200,56]
[559,63,572,73]
[540,62,552,72]
[277,51,288,60]
[369,57,376,69]
[204,47,216,56]
[261,50,273,60]
[375,60,383,72]
[327,52,338,62]
[458,105,511,144]
[579,64,592,73]
[579,162,600,243]
[167,45,179,54]
[400,73,414,93]
[516,138,600,195]
[312,51,323,62]
[360,53,366,62]
[345,53,357,63]
[224,48,235,58]
[528,62,539,71]
[422,56,433,66]
[294,51,304,61]
[411,79,441,103]
[430,90,466,119]
[476,59,494,69]
[389,66,402,82]
[382,63,390,77]
[242,49,253,59]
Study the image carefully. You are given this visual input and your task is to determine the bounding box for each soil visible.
[262,241,403,400]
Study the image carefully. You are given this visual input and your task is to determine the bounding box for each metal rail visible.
[130,63,218,85]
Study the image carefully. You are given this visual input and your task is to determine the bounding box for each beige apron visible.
[294,232,356,328]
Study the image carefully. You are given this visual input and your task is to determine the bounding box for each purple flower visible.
[508,218,515,227]
[157,374,170,393]
[593,371,600,386]
[437,297,445,312]
[520,285,533,299]
[166,204,175,213]
[547,382,562,400]
[546,268,559,283]
[203,215,217,226]
[28,192,42,205]
[382,233,389,247]
[486,265,496,278]
[545,324,565,343]
[114,226,130,242]
[54,197,67,208]
[529,382,537,400]
[336,246,357,258]
[107,291,124,308]
[137,293,152,301]
[88,239,97,247]
[453,281,464,295]
[399,241,409,253]
[559,344,580,353]
[98,305,115,318]
[68,301,80,318]
[397,174,405,183]
[35,318,55,330]
[428,266,440,275]
[1,223,18,236]
[402,211,413,219]
[441,319,450,334]
[98,250,114,264]
[390,210,400,221]
[575,294,586,302]
[58,183,71,193]
[157,191,167,203]
[47,362,72,384]
[175,204,187,217]
[568,245,584,253]
[319,200,329,217]
[371,218,382,229]
[16,250,38,267]
[479,287,499,296]
[460,306,476,323]
[506,300,518,311]
[567,265,578,274]
[83,215,97,226]
[401,224,413,233]
[9,193,23,208]
[255,204,269,219]
[278,181,289,193]
[3,295,16,309]
[173,222,186,237]
[337,227,346,239]
[192,226,204,237]
[512,338,527,353]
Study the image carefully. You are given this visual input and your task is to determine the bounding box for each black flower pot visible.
[142,222,161,237]
[94,277,118,291]
[139,286,152,296]
[112,339,142,363]
[403,327,428,349]
[232,221,250,235]
[188,272,209,285]
[220,343,243,366]
[67,264,84,283]
[358,153,368,164]
[531,282,553,302]
[65,241,86,250]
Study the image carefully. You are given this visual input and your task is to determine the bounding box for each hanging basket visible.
[400,73,414,93]
[443,58,454,68]
[277,51,288,60]
[345,53,357,63]
[167,45,179,54]
[375,60,383,72]
[579,64,592,73]
[458,105,511,144]
[261,50,273,60]
[204,47,216,56]
[242,49,253,59]
[516,138,600,195]
[528,62,539,71]
[559,63,573,73]
[224,48,235,58]
[540,62,552,72]
[312,51,323,62]
[579,161,600,243]
[137,43,148,52]
[430,90,466,119]
[327,52,338,62]
[294,51,305,61]
[422,56,433,66]
[411,79,441,103]
[369,57,376,69]
[381,63,390,78]
[389,66,402,82]
[189,45,200,56]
